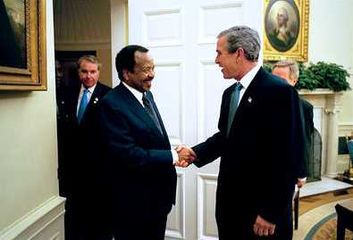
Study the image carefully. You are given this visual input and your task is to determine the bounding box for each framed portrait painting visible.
[263,0,309,62]
[0,0,46,90]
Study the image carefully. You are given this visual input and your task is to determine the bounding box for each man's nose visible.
[148,70,155,78]
[215,57,219,64]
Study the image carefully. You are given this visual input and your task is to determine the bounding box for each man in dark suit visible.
[178,26,305,239]
[56,55,111,240]
[272,59,314,188]
[98,45,192,240]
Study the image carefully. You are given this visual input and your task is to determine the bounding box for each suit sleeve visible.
[192,131,225,167]
[192,91,229,167]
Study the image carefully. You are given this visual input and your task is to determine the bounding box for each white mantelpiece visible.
[300,89,343,178]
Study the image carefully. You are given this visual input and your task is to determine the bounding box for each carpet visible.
[294,199,353,240]
[304,212,353,240]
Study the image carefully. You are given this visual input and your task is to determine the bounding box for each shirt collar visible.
[80,83,96,94]
[122,81,144,106]
[237,63,261,90]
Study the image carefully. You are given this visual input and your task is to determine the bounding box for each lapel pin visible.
[93,97,99,104]
[247,97,252,103]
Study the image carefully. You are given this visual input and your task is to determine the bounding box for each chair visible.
[335,200,353,240]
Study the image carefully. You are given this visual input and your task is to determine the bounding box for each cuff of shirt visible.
[171,149,178,164]
[298,177,307,182]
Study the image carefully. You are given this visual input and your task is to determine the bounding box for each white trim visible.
[339,122,353,136]
[0,196,65,240]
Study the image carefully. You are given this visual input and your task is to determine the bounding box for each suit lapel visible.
[220,84,236,134]
[118,84,167,140]
[145,91,169,141]
[236,67,265,114]
[226,68,264,134]
[78,82,104,124]
[86,83,102,110]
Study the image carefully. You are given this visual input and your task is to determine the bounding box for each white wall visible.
[308,0,353,123]
[0,0,65,239]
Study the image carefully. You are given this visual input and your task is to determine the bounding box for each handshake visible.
[175,145,197,168]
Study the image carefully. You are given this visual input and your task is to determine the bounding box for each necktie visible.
[77,88,89,123]
[227,82,242,136]
[142,93,163,134]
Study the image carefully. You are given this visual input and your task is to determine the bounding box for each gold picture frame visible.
[263,0,309,62]
[0,0,46,90]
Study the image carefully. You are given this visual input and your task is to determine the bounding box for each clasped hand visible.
[175,145,196,167]
[253,215,276,237]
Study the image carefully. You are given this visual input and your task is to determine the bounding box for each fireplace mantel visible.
[299,89,343,178]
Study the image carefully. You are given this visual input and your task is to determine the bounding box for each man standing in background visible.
[272,59,314,188]
[57,55,111,240]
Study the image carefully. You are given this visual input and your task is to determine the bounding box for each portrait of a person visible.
[0,0,26,68]
[265,0,299,52]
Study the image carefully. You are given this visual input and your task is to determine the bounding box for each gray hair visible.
[77,55,102,71]
[273,59,299,81]
[217,26,261,61]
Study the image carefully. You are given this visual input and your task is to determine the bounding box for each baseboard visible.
[0,196,66,240]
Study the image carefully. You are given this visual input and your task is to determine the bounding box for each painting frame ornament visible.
[263,0,309,62]
[0,0,46,91]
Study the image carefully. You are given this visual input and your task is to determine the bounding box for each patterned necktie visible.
[227,82,242,136]
[77,88,89,123]
[142,93,163,134]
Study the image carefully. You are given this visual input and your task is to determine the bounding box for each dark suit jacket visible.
[192,67,305,239]
[57,81,111,239]
[98,83,177,221]
[57,81,111,197]
[298,98,314,179]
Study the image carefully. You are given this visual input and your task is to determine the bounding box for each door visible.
[128,1,262,239]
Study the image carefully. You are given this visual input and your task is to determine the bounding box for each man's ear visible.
[235,48,245,63]
[122,69,129,81]
[236,48,245,57]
